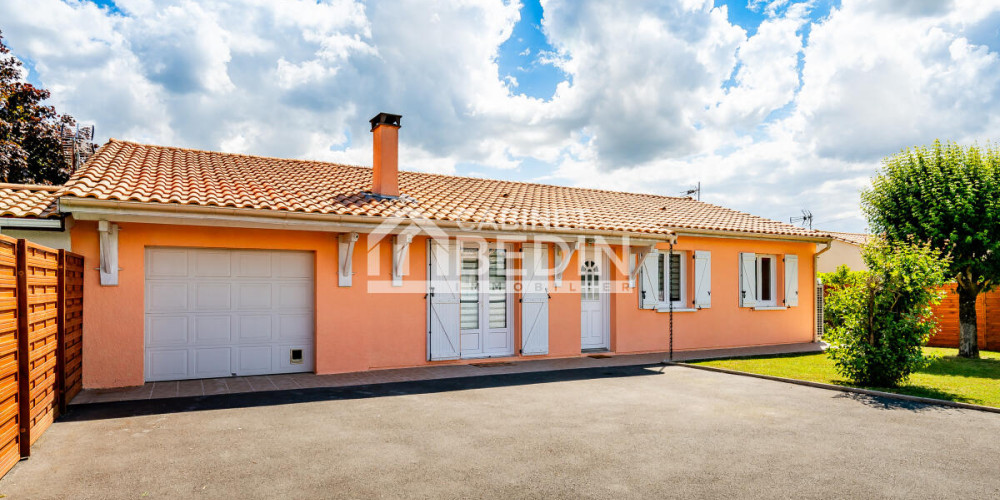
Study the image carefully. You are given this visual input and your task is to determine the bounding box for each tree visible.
[862,141,1000,359]
[0,30,79,185]
[823,239,950,387]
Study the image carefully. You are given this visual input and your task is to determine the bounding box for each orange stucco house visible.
[0,113,833,389]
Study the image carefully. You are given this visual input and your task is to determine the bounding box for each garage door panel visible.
[195,250,232,277]
[148,283,189,312]
[278,283,312,309]
[147,316,188,346]
[147,349,189,380]
[278,314,312,340]
[195,283,232,310]
[238,283,273,309]
[146,248,314,381]
[193,348,232,378]
[236,346,272,374]
[277,252,312,278]
[238,315,273,342]
[194,316,233,344]
[234,251,273,278]
[147,248,189,278]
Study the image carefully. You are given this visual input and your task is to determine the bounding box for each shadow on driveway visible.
[61,364,667,422]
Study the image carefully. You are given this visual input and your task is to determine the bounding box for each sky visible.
[2,0,1000,233]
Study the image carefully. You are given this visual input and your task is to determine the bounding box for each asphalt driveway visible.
[1,364,998,499]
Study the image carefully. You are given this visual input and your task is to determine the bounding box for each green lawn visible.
[690,347,1000,408]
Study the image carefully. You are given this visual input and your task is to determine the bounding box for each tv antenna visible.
[681,181,701,201]
[790,209,813,230]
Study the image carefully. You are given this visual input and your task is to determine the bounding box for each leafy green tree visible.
[0,30,78,184]
[862,141,1000,359]
[824,239,950,387]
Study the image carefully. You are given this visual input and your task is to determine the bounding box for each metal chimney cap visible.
[370,113,402,131]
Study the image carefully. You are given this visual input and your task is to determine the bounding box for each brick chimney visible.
[370,112,402,198]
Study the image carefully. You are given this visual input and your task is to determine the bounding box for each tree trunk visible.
[957,283,980,359]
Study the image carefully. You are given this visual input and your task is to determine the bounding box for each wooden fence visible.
[0,235,84,478]
[928,285,1000,351]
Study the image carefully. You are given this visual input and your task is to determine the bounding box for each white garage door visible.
[144,248,315,382]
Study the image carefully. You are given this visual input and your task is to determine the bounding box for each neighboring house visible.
[0,183,71,249]
[816,231,869,274]
[3,113,834,389]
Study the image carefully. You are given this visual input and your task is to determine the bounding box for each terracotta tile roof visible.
[61,139,830,240]
[827,231,870,246]
[0,183,62,218]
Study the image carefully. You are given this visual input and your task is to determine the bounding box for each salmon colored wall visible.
[72,221,818,388]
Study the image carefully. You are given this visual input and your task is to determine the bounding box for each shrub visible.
[823,238,950,387]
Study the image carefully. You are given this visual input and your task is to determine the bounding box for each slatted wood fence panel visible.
[928,285,990,349]
[0,236,19,478]
[20,242,60,447]
[61,253,84,408]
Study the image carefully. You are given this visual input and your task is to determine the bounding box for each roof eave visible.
[672,227,833,244]
[58,197,677,243]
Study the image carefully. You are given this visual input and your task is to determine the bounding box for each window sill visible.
[656,306,699,313]
[753,306,787,311]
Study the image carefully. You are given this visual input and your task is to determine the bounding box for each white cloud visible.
[1,0,999,233]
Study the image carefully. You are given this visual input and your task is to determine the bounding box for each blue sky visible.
[3,0,1000,233]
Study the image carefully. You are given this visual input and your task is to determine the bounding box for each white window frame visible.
[658,250,687,310]
[755,254,778,307]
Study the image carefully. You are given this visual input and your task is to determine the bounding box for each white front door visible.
[580,248,609,350]
[458,243,514,358]
[144,248,315,381]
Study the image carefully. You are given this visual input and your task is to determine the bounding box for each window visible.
[460,247,479,330]
[657,251,686,308]
[755,254,777,307]
[488,249,507,328]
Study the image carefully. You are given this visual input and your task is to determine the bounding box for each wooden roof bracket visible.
[338,232,360,287]
[392,233,414,287]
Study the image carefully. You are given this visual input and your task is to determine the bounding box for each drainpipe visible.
[813,240,833,342]
[662,233,678,363]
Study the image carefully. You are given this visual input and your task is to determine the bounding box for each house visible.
[0,183,70,249]
[9,113,833,389]
[816,231,868,274]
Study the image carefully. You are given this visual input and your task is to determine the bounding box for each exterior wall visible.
[72,221,819,389]
[1,228,71,250]
[611,236,817,354]
[817,240,865,274]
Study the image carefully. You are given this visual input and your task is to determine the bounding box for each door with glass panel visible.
[580,247,609,350]
[459,243,513,358]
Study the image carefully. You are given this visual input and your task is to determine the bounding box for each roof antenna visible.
[681,181,700,201]
[790,209,813,230]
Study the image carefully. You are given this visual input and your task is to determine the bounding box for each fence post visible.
[15,240,29,459]
[56,250,67,415]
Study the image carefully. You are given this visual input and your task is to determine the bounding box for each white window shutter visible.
[428,239,461,360]
[694,250,711,308]
[521,243,549,355]
[639,250,659,309]
[784,254,799,307]
[739,252,757,308]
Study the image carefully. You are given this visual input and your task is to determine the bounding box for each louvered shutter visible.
[521,243,549,355]
[639,250,660,309]
[694,250,711,308]
[739,252,757,308]
[428,239,461,360]
[784,254,799,307]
